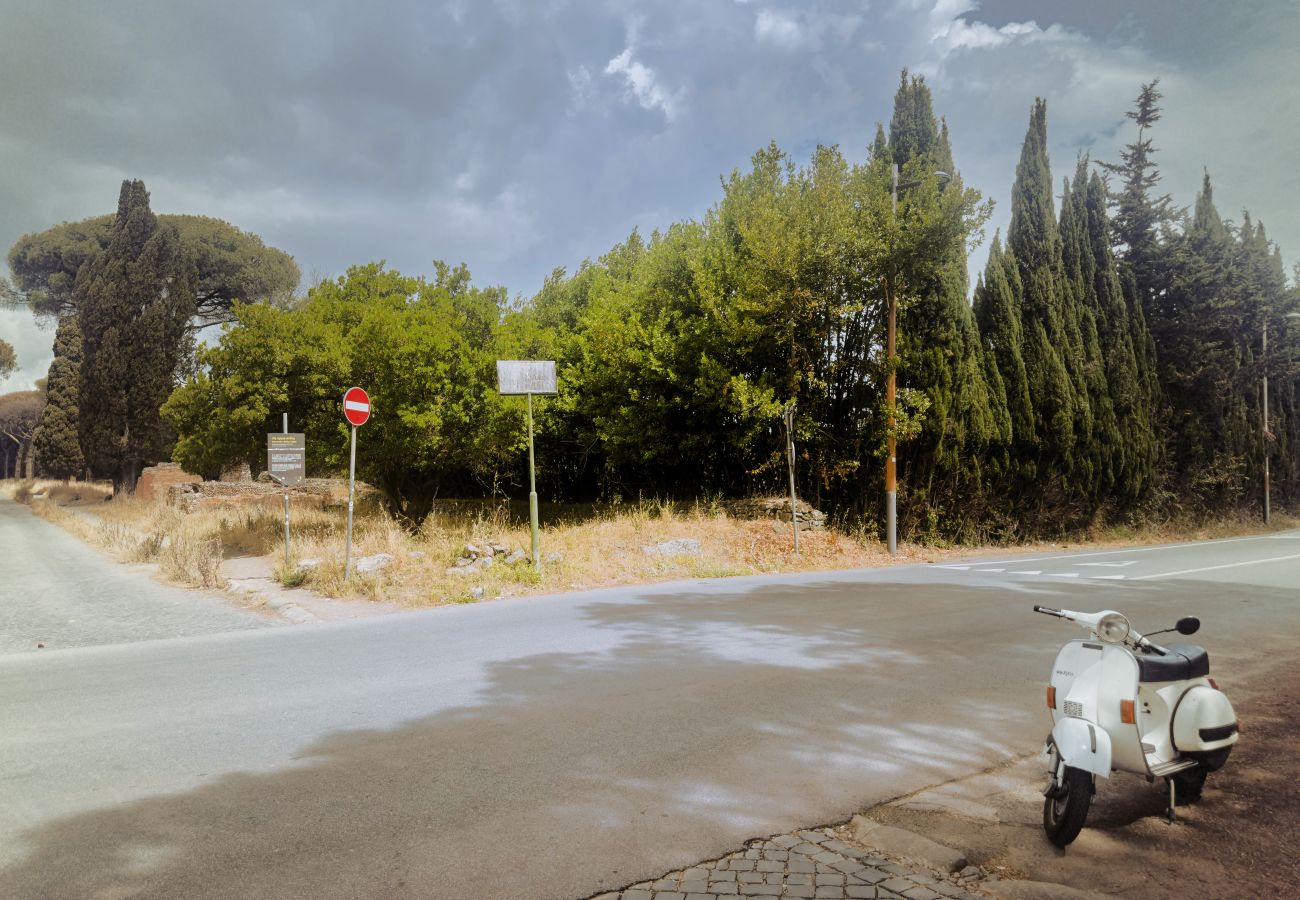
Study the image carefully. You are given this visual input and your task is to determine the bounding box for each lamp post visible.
[1264,312,1300,524]
[883,163,949,556]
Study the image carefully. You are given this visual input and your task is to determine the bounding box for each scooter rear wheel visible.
[1043,766,1092,847]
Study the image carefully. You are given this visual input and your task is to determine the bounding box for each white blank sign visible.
[497,360,558,395]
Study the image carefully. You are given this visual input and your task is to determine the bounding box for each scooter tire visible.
[1172,765,1208,803]
[1043,766,1092,847]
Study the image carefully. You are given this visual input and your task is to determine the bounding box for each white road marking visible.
[975,568,1005,573]
[1077,561,1138,568]
[934,532,1298,568]
[1134,552,1300,581]
[1047,573,1080,578]
[1092,575,1127,580]
[1010,570,1041,575]
[937,565,971,570]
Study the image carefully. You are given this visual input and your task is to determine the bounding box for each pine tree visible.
[31,315,85,479]
[77,180,195,492]
[1098,80,1176,316]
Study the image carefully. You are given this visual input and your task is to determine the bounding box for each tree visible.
[8,214,299,323]
[165,262,520,526]
[77,180,196,493]
[0,339,15,381]
[1007,99,1095,518]
[0,390,45,479]
[31,316,85,479]
[884,72,999,537]
[1097,80,1176,309]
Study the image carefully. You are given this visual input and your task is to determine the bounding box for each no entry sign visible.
[343,387,370,426]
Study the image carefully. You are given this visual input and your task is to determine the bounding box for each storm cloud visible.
[2,0,1297,389]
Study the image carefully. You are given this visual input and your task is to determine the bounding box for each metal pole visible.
[785,403,799,555]
[1263,322,1270,525]
[345,424,357,579]
[282,413,290,568]
[527,392,540,570]
[886,162,898,557]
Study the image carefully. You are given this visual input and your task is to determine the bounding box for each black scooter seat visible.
[1137,644,1210,682]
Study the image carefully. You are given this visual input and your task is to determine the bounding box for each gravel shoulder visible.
[0,497,277,654]
[863,659,1300,899]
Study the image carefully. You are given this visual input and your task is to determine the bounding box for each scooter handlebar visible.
[1033,605,1066,617]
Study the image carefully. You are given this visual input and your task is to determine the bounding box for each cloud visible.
[604,47,681,122]
[755,10,809,51]
[1,0,1297,390]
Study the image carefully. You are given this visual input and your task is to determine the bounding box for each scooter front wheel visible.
[1043,766,1092,847]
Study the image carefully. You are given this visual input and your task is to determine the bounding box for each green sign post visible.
[496,361,558,569]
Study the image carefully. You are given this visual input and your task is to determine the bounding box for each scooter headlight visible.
[1096,613,1131,643]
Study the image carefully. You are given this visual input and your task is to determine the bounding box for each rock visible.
[850,816,967,874]
[504,549,527,565]
[355,553,394,574]
[544,552,563,563]
[410,551,426,560]
[642,538,701,557]
[454,557,473,568]
[478,554,495,569]
[465,543,481,557]
[470,587,485,600]
[297,558,322,572]
[446,566,475,577]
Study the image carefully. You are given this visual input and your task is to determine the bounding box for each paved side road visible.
[0,497,274,654]
[596,827,984,900]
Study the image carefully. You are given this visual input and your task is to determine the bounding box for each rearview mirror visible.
[1176,616,1201,636]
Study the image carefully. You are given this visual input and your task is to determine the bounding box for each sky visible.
[2,0,1298,391]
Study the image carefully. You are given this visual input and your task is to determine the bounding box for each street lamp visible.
[1263,311,1300,524]
[883,163,950,556]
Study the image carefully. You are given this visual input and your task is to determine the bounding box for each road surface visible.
[2,513,1298,899]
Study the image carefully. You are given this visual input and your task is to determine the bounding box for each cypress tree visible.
[1059,162,1111,498]
[31,315,85,479]
[974,235,1032,454]
[77,180,196,493]
[1081,169,1156,501]
[885,72,999,535]
[1008,99,1084,505]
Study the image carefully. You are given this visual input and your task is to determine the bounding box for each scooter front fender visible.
[1051,717,1112,779]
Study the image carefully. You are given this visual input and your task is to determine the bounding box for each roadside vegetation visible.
[5,477,1296,608]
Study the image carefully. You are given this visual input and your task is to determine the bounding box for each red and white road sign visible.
[343,386,370,426]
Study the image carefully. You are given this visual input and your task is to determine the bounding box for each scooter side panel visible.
[1098,646,1145,774]
[1173,684,1239,751]
[1051,716,1113,778]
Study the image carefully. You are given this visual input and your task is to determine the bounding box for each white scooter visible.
[1032,605,1239,847]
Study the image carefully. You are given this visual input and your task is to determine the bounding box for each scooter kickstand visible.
[1166,778,1177,825]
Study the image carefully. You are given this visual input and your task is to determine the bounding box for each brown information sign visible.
[266,433,306,486]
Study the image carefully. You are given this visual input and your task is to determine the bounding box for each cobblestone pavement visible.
[590,826,986,900]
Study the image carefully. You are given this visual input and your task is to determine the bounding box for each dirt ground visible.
[860,661,1300,899]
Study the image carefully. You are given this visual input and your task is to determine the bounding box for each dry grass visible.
[12,478,1298,609]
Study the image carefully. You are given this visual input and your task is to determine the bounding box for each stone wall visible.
[167,477,382,514]
[136,463,201,502]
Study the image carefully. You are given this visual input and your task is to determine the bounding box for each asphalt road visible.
[0,498,272,654]
[2,520,1299,899]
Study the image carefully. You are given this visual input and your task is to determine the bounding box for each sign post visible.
[496,361,558,569]
[342,386,371,579]
[266,414,305,568]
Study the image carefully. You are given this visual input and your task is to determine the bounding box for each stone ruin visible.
[724,496,827,530]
